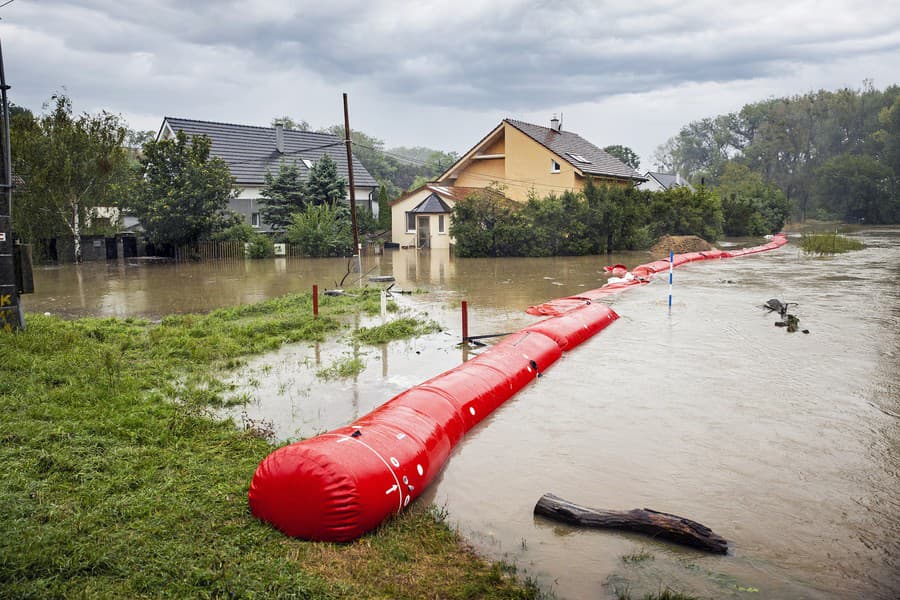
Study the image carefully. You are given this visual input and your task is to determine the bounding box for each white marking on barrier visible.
[469,407,476,416]
[386,485,398,495]
[336,438,350,443]
[396,433,406,440]
[404,496,410,507]
[322,433,404,513]
[390,457,400,468]
[417,464,424,476]
[402,476,409,484]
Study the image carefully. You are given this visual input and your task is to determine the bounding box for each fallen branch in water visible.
[534,493,728,554]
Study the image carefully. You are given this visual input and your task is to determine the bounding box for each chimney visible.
[550,114,560,132]
[275,123,285,153]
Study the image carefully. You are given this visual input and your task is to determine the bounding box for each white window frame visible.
[551,159,561,173]
[438,214,445,234]
[406,211,416,232]
[251,212,261,227]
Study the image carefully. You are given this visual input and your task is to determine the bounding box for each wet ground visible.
[24,231,900,599]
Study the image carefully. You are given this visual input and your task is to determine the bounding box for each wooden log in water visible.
[534,493,728,554]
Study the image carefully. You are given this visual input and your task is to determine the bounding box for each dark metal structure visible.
[0,39,26,331]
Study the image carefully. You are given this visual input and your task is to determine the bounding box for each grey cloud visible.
[4,0,900,120]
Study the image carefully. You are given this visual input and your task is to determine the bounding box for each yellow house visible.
[390,185,484,249]
[437,117,644,201]
[390,117,644,247]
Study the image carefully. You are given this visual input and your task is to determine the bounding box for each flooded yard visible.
[24,231,900,599]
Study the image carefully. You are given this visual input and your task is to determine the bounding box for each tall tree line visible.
[654,82,900,223]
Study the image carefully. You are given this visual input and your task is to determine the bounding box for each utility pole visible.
[342,93,361,277]
[0,40,24,332]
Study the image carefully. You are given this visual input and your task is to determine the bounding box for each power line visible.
[0,0,17,9]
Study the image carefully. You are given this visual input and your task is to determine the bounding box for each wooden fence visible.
[174,241,308,261]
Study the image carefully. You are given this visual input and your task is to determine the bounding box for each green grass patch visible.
[353,317,442,345]
[621,548,655,563]
[800,231,865,254]
[317,353,367,380]
[615,587,700,600]
[0,289,537,599]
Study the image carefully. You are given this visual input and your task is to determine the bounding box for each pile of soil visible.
[650,235,714,257]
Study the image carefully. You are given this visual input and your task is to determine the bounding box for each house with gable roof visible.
[158,118,378,232]
[390,116,644,248]
[639,171,695,192]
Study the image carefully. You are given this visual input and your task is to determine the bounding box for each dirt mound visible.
[650,235,713,256]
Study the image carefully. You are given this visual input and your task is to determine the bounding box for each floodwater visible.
[23,232,900,599]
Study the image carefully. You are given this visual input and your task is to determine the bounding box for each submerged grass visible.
[353,316,443,345]
[800,231,865,255]
[0,288,537,599]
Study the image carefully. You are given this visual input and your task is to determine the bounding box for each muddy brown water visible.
[24,231,900,599]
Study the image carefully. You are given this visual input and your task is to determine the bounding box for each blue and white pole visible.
[668,250,674,311]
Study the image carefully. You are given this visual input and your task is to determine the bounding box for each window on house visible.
[438,215,445,233]
[567,152,591,164]
[251,212,260,227]
[406,211,416,232]
[551,160,561,173]
[302,159,313,169]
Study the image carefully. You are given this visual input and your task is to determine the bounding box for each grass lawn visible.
[0,288,538,599]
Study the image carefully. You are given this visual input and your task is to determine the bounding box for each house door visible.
[417,216,430,248]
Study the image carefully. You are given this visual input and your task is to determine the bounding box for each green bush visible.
[285,202,353,257]
[210,221,256,242]
[246,234,274,258]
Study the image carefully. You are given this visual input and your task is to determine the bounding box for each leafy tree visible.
[648,186,723,242]
[377,184,391,230]
[285,203,353,257]
[10,94,132,261]
[125,129,155,149]
[304,154,347,206]
[717,162,791,235]
[815,153,895,223]
[876,95,900,178]
[603,145,641,171]
[656,84,900,221]
[582,179,651,251]
[271,116,310,131]
[130,130,236,250]
[259,163,306,232]
[449,189,525,257]
[319,124,455,197]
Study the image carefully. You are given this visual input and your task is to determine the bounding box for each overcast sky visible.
[3,0,899,170]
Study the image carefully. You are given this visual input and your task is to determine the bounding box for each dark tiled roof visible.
[646,172,693,190]
[504,119,644,181]
[411,193,451,213]
[161,117,377,188]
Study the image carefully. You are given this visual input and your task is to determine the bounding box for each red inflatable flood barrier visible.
[249,306,618,541]
[249,234,787,542]
[528,234,788,316]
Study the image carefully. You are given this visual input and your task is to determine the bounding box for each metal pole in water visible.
[668,250,674,312]
[461,300,469,344]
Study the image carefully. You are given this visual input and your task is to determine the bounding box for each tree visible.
[717,162,791,235]
[377,184,391,230]
[815,154,895,223]
[285,203,353,257]
[304,154,347,206]
[603,145,641,171]
[11,94,132,261]
[449,189,525,257]
[271,116,310,131]
[259,163,306,232]
[130,130,236,250]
